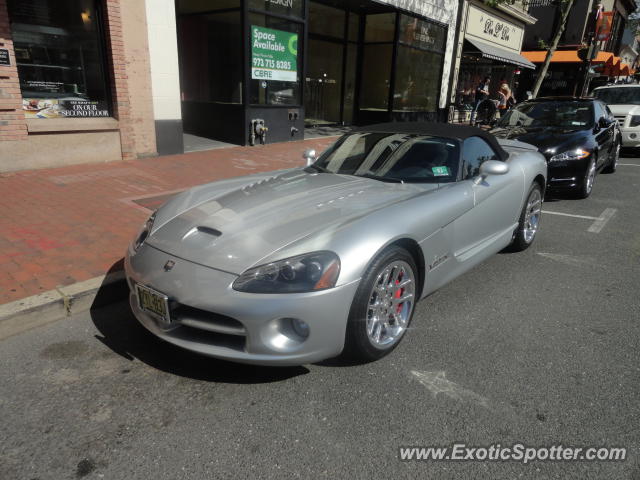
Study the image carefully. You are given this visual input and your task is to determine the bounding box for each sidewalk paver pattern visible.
[0,137,335,304]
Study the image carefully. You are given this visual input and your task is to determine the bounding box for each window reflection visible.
[316,133,460,183]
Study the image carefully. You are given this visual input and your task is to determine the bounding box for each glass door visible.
[305,38,343,124]
[304,1,359,126]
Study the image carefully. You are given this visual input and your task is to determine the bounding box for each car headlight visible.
[133,211,156,251]
[630,115,640,127]
[233,251,340,293]
[549,148,590,163]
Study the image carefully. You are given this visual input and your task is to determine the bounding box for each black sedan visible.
[491,97,620,198]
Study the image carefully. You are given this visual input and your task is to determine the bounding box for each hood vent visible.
[182,226,222,242]
[196,226,222,237]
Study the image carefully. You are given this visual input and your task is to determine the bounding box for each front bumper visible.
[124,243,360,366]
[545,157,591,191]
[618,127,640,148]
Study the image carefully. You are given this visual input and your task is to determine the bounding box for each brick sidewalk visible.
[0,137,335,305]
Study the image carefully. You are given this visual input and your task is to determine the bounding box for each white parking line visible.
[543,208,618,233]
[618,163,640,166]
[588,208,617,233]
[542,210,600,220]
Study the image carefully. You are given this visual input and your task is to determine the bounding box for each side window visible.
[605,104,615,121]
[462,137,499,179]
[594,101,605,121]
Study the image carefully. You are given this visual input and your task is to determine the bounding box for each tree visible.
[486,0,578,98]
[530,0,576,97]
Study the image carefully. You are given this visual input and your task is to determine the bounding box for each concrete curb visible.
[0,270,128,340]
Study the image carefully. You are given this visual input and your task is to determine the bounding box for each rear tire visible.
[508,183,542,252]
[343,246,418,363]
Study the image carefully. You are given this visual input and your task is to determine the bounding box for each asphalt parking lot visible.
[1,158,639,480]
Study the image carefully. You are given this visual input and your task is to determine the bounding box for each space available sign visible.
[251,25,298,82]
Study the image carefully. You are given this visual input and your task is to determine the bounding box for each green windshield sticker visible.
[432,166,450,176]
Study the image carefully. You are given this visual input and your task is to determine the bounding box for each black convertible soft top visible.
[354,122,509,161]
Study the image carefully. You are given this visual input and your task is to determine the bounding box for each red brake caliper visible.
[395,275,403,313]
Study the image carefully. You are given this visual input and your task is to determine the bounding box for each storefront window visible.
[249,14,302,106]
[399,15,446,52]
[394,47,442,112]
[305,38,342,123]
[394,15,446,113]
[348,13,360,42]
[309,2,345,39]
[177,0,240,14]
[364,13,395,43]
[359,44,393,110]
[178,11,243,104]
[248,0,305,19]
[8,0,110,119]
[343,43,357,123]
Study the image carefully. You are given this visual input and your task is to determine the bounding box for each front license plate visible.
[136,284,170,324]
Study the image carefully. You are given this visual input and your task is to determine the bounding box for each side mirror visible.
[475,160,509,184]
[303,149,317,166]
[597,117,610,129]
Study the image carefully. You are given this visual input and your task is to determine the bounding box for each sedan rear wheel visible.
[344,246,417,362]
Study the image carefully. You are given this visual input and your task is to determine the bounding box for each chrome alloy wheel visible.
[366,260,415,348]
[523,188,542,244]
[586,161,596,194]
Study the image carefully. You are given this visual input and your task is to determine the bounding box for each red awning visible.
[521,50,614,64]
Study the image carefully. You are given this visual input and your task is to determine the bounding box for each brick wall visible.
[103,0,135,160]
[0,0,27,142]
[121,0,157,157]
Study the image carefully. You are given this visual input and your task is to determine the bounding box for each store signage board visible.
[465,5,524,53]
[0,49,10,66]
[23,98,109,118]
[251,25,298,82]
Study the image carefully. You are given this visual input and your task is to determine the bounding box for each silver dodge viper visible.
[125,123,547,366]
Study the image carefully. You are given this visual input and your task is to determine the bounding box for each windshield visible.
[312,133,460,183]
[496,101,594,129]
[593,87,640,105]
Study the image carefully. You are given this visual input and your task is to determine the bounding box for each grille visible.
[171,303,246,335]
[614,115,627,126]
[167,303,247,351]
[170,324,246,352]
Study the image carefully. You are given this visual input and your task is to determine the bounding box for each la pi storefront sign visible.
[465,4,524,52]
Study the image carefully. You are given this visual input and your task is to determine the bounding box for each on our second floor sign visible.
[465,4,524,53]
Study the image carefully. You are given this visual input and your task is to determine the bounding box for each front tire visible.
[509,183,542,252]
[343,246,417,362]
[576,157,596,199]
[603,141,619,173]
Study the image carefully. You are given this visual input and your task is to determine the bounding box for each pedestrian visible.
[497,78,512,117]
[470,76,490,125]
